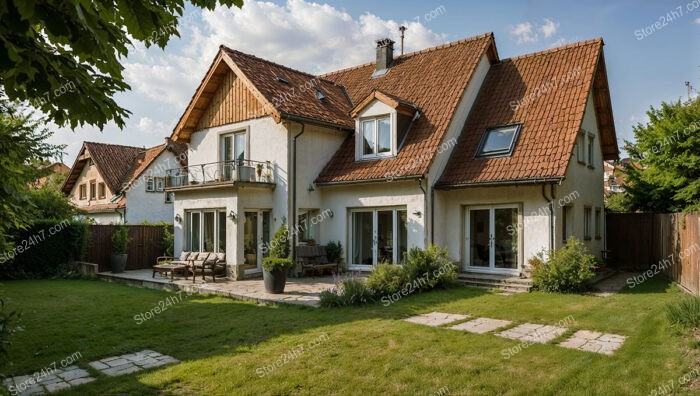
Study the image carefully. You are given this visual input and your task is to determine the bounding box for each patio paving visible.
[449,317,512,334]
[3,366,95,395]
[589,271,641,297]
[89,350,179,376]
[403,312,470,327]
[558,330,627,355]
[98,269,337,307]
[496,323,568,344]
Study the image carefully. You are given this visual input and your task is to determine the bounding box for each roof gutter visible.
[315,175,422,187]
[434,177,564,190]
[280,112,354,133]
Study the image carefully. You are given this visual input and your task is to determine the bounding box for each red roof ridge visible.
[505,38,603,62]
[321,32,495,78]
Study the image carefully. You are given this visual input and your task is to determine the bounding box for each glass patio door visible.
[243,210,270,273]
[465,205,519,273]
[350,208,408,270]
[220,132,246,181]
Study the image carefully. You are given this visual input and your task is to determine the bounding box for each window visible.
[298,209,320,243]
[587,134,595,167]
[185,209,226,253]
[155,177,165,192]
[595,208,602,239]
[221,131,247,180]
[562,205,573,242]
[146,177,155,192]
[360,116,392,159]
[475,124,521,158]
[164,192,174,203]
[79,184,87,200]
[89,180,96,200]
[98,183,106,199]
[576,132,586,163]
[350,207,407,267]
[584,206,592,240]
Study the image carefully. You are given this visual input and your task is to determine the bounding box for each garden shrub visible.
[666,296,700,329]
[111,224,131,254]
[325,240,343,264]
[0,220,89,279]
[531,237,597,293]
[262,257,294,272]
[0,297,21,379]
[403,244,457,291]
[320,273,375,307]
[262,218,294,272]
[365,263,407,295]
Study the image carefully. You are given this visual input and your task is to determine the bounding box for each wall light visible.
[412,210,422,218]
[175,214,182,223]
[228,210,237,223]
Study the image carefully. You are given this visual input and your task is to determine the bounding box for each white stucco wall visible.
[556,91,606,260]
[124,150,179,224]
[85,212,122,225]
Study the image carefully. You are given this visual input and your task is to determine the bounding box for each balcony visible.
[165,159,275,190]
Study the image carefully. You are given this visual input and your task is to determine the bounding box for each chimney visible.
[373,38,395,77]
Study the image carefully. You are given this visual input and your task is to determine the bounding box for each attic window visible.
[275,75,289,84]
[475,124,521,158]
[315,89,326,101]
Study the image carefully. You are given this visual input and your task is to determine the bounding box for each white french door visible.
[243,210,271,274]
[464,205,520,274]
[349,208,408,271]
[185,209,226,253]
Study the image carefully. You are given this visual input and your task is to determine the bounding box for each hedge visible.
[0,220,89,279]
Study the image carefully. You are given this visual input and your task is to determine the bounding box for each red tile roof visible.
[437,38,618,187]
[316,33,498,183]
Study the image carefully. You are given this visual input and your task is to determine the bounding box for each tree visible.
[624,98,700,212]
[605,192,633,213]
[0,0,242,130]
[0,98,62,251]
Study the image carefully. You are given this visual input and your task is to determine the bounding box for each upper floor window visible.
[475,124,521,158]
[89,180,96,200]
[576,132,586,163]
[98,182,106,199]
[146,177,155,192]
[587,134,595,168]
[221,131,246,164]
[361,116,392,159]
[79,184,87,200]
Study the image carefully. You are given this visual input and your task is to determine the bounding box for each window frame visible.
[474,123,522,159]
[583,206,592,240]
[587,133,595,168]
[359,115,393,160]
[594,207,602,240]
[98,182,106,199]
[155,177,165,192]
[146,177,155,192]
[185,209,226,253]
[89,180,96,200]
[164,192,174,204]
[576,131,586,164]
[79,184,87,200]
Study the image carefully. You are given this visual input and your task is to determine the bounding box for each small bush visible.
[320,273,375,307]
[531,237,597,293]
[366,263,407,295]
[262,257,294,273]
[162,225,174,256]
[0,220,89,279]
[111,224,131,254]
[666,296,700,329]
[269,217,290,259]
[403,244,457,291]
[325,240,343,263]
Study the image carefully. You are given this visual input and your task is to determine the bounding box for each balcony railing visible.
[165,159,275,189]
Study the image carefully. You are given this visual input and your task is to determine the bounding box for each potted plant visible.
[262,218,294,293]
[110,225,132,273]
[256,163,264,180]
[326,240,343,266]
[264,161,273,182]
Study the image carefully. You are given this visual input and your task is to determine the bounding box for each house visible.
[604,159,639,196]
[167,32,618,279]
[31,162,70,189]
[62,139,188,224]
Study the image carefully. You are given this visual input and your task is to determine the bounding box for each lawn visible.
[0,277,696,395]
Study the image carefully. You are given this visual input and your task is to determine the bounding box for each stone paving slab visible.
[89,350,179,377]
[3,366,94,395]
[403,312,469,327]
[496,323,568,344]
[448,317,513,334]
[558,330,626,355]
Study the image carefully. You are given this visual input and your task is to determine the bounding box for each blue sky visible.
[51,0,700,163]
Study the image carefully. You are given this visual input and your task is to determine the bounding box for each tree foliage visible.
[624,98,700,212]
[0,0,243,130]
[605,192,633,213]
[0,99,62,252]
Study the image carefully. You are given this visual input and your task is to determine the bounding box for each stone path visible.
[404,312,626,355]
[89,350,179,376]
[4,350,178,395]
[589,271,641,297]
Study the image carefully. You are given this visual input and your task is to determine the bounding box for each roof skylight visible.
[475,124,522,158]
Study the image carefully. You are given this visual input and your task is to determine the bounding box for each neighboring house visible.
[62,139,188,224]
[31,162,70,189]
[604,159,639,196]
[167,33,618,279]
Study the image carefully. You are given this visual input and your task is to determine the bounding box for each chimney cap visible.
[376,38,395,48]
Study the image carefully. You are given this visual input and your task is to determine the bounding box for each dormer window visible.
[361,116,392,159]
[475,124,521,158]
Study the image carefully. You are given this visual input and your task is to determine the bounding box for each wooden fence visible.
[606,212,700,295]
[85,225,171,272]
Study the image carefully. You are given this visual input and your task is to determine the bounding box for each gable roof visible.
[350,90,418,118]
[61,140,188,195]
[437,38,619,188]
[315,33,498,184]
[172,46,355,141]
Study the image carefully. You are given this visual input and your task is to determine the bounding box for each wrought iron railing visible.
[165,159,274,188]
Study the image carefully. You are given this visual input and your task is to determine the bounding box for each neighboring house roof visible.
[437,39,618,188]
[62,140,187,196]
[316,33,499,184]
[172,46,355,141]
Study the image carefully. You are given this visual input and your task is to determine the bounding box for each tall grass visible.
[666,296,700,329]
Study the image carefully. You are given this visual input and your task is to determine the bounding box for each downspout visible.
[430,185,435,245]
[290,121,305,263]
[417,177,427,248]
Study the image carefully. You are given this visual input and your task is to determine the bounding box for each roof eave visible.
[434,177,565,190]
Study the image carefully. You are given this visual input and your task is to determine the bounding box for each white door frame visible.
[243,209,271,275]
[348,207,405,271]
[464,204,521,275]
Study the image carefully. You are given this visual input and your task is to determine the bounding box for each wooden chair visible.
[203,252,226,282]
[189,252,212,283]
[297,245,338,277]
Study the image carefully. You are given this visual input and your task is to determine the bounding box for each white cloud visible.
[695,17,700,24]
[539,18,559,38]
[509,22,538,44]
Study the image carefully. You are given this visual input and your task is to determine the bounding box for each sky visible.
[49,0,700,164]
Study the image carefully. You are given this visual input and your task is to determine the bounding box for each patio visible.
[97,269,338,307]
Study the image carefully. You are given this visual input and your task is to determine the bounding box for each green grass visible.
[0,277,697,395]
